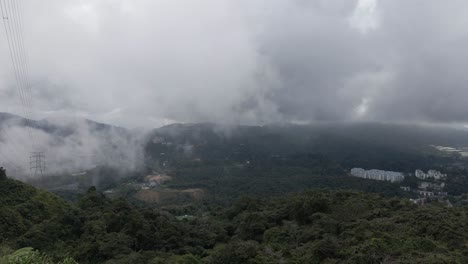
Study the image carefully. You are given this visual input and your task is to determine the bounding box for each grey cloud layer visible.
[1,0,468,127]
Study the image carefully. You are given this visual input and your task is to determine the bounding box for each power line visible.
[0,0,31,159]
[2,0,33,124]
[0,0,43,176]
[0,1,29,113]
[9,0,33,113]
[0,0,31,131]
[12,0,33,100]
[7,0,36,154]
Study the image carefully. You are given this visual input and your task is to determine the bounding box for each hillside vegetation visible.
[2,167,468,263]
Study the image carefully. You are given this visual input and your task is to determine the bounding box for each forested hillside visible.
[2,167,468,263]
[146,123,468,173]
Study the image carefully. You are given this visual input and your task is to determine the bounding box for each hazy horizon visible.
[3,111,468,131]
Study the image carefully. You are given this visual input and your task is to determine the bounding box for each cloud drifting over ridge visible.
[0,115,144,177]
[1,0,468,127]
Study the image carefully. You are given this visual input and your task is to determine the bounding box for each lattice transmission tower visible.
[30,151,45,177]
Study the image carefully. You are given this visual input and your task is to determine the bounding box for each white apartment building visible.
[415,169,447,180]
[350,168,405,183]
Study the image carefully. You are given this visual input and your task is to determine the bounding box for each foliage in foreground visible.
[0,247,77,264]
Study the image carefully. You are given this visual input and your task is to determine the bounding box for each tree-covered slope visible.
[216,191,468,263]
[2,164,468,263]
[0,167,71,244]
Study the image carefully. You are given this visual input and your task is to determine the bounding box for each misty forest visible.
[2,0,468,263]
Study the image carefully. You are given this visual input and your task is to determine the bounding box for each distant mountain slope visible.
[4,112,468,177]
[0,112,129,136]
[0,112,18,123]
[145,122,468,172]
[150,122,468,149]
[0,113,143,177]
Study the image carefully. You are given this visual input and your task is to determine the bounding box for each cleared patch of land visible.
[146,174,173,184]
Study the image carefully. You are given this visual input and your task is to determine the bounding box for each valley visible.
[4,117,468,263]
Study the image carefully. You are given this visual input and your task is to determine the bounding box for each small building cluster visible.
[415,169,447,180]
[418,181,445,191]
[414,181,447,197]
[404,169,449,203]
[351,167,451,206]
[350,168,404,182]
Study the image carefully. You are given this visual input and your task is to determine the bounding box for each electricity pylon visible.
[30,151,45,177]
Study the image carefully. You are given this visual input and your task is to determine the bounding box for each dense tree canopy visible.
[1,169,468,263]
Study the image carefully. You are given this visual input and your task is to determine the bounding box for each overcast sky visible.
[1,0,468,128]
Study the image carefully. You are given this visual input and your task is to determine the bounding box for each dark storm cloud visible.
[255,0,468,124]
[255,1,379,121]
[367,0,468,123]
[1,0,468,126]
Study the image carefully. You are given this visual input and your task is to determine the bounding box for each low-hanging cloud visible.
[0,116,144,178]
[1,0,468,127]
